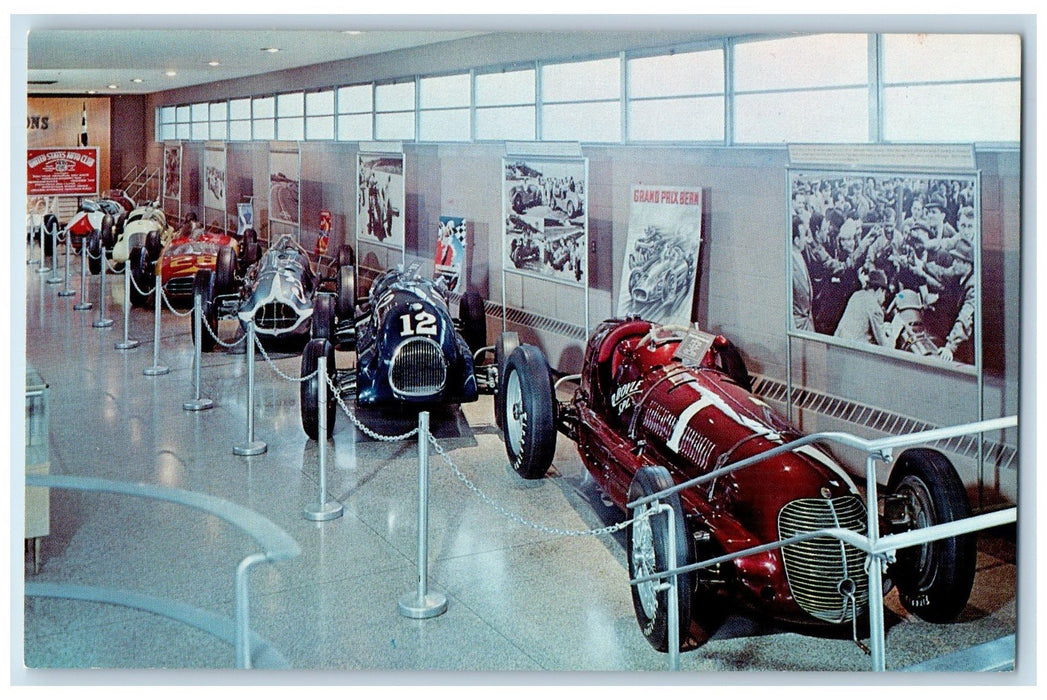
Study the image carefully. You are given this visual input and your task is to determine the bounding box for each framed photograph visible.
[268,149,300,226]
[502,156,588,287]
[203,145,226,211]
[357,152,405,250]
[163,144,181,201]
[616,185,703,326]
[788,169,980,370]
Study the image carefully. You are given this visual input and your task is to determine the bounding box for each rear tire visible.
[336,265,356,319]
[500,345,556,479]
[129,246,154,308]
[100,214,116,249]
[301,338,336,441]
[214,246,236,296]
[337,244,355,269]
[191,270,218,353]
[311,293,336,341]
[886,449,976,623]
[459,291,487,356]
[87,231,102,275]
[627,465,694,653]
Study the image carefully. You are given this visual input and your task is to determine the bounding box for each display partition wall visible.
[501,143,590,371]
[355,144,407,281]
[784,143,995,502]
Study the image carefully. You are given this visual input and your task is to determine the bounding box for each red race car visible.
[496,318,976,651]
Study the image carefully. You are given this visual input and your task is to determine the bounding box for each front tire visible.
[128,246,154,308]
[500,345,556,479]
[493,332,520,431]
[887,448,976,623]
[191,270,218,352]
[301,338,336,441]
[627,465,694,653]
[311,292,336,341]
[87,231,102,275]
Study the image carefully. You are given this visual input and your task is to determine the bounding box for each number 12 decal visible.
[399,311,438,337]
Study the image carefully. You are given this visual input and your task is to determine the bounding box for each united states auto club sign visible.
[27,147,99,196]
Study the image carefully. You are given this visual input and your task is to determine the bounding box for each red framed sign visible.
[27,147,99,196]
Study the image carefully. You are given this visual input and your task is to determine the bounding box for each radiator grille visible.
[389,337,447,398]
[778,496,870,623]
[164,275,195,298]
[254,302,299,331]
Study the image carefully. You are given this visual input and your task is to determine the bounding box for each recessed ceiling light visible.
[261,47,280,53]
[87,90,97,94]
[165,70,177,77]
[132,78,143,83]
[107,84,118,89]
[208,60,220,66]
[342,31,363,35]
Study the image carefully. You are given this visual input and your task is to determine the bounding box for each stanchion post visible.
[92,252,114,328]
[143,281,170,376]
[398,411,448,619]
[35,223,50,274]
[46,224,61,284]
[665,503,680,672]
[234,322,267,456]
[115,264,140,350]
[183,292,214,411]
[58,230,75,297]
[73,242,92,311]
[304,348,343,521]
[865,452,887,672]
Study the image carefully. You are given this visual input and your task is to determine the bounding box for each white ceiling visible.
[26,28,488,96]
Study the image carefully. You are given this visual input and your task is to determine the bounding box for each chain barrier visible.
[161,285,195,317]
[252,332,320,383]
[127,266,157,297]
[200,311,247,349]
[326,372,420,442]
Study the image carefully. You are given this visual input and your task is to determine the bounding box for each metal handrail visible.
[625,414,1018,672]
[24,474,300,669]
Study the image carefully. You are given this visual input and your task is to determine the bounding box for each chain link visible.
[253,332,320,383]
[426,431,636,538]
[127,265,157,297]
[327,372,420,442]
[200,311,247,349]
[161,286,195,317]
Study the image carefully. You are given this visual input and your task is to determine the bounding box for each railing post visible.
[398,411,448,619]
[664,503,680,671]
[234,322,267,456]
[865,451,887,672]
[92,253,114,328]
[183,293,214,411]
[143,281,170,376]
[35,222,50,274]
[304,349,342,521]
[46,223,62,284]
[58,231,76,297]
[73,243,92,311]
[115,263,140,350]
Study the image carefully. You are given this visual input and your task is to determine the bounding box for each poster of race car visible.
[163,145,181,201]
[434,216,468,293]
[269,148,300,226]
[788,169,980,368]
[502,157,588,287]
[204,146,226,211]
[615,185,703,326]
[357,153,405,249]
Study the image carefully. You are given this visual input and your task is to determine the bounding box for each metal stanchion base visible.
[36,267,52,274]
[183,398,214,411]
[74,301,93,310]
[233,440,267,456]
[303,501,343,521]
[92,318,115,328]
[398,591,448,619]
[143,365,171,376]
[46,277,62,285]
[58,289,76,297]
[115,339,140,350]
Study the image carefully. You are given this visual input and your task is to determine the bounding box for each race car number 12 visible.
[399,311,438,337]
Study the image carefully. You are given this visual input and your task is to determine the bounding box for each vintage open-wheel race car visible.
[298,265,490,440]
[494,317,978,652]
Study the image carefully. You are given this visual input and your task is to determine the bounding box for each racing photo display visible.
[789,170,980,368]
[269,148,300,226]
[502,157,588,287]
[163,144,181,201]
[204,145,226,212]
[433,216,468,293]
[615,185,703,326]
[357,153,405,249]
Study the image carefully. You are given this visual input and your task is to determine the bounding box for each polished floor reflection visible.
[20,255,1017,675]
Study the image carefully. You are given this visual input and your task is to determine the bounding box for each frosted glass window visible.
[176,122,191,140]
[338,84,373,112]
[420,73,470,108]
[229,120,251,141]
[306,90,334,115]
[375,111,415,140]
[209,102,227,121]
[176,105,190,122]
[191,121,208,140]
[476,106,535,140]
[160,123,176,141]
[376,81,415,111]
[734,34,868,91]
[883,34,1020,83]
[542,101,620,142]
[161,106,176,123]
[229,99,250,120]
[628,50,724,98]
[277,92,304,117]
[337,113,373,141]
[884,82,1020,142]
[542,57,620,102]
[253,118,274,140]
[210,120,227,140]
[191,102,209,121]
[252,97,275,119]
[419,108,470,141]
[476,68,535,105]
[306,115,335,140]
[277,117,304,140]
[734,88,868,143]
[629,96,724,142]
